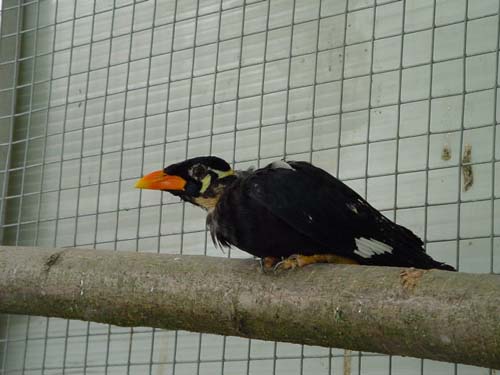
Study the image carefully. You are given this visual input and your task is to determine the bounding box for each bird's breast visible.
[206,207,236,249]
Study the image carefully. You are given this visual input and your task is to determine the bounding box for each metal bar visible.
[133,0,160,374]
[389,1,408,373]
[29,0,59,373]
[0,0,24,371]
[58,3,80,373]
[221,0,249,373]
[18,0,42,373]
[422,0,439,373]
[78,2,98,372]
[491,0,500,277]
[122,2,140,374]
[360,1,380,373]
[155,0,180,374]
[89,0,119,374]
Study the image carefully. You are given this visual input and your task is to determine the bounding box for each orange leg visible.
[274,254,358,271]
[259,256,281,272]
[400,268,426,291]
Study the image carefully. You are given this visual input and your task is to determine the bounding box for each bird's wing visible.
[243,161,424,262]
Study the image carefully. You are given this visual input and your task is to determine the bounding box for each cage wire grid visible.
[0,0,499,374]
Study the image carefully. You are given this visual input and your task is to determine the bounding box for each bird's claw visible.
[400,268,426,290]
[259,256,280,273]
[273,255,300,272]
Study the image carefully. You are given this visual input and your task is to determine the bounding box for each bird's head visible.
[135,156,235,209]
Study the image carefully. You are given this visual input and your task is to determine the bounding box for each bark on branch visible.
[0,246,499,369]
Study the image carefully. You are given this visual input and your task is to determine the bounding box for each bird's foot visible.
[400,268,426,291]
[273,254,359,272]
[273,254,307,271]
[259,256,280,272]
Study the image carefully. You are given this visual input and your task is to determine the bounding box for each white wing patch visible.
[346,202,358,214]
[354,237,393,259]
[269,160,295,170]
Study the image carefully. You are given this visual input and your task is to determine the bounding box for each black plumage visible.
[135,156,455,271]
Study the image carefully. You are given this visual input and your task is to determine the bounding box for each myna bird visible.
[135,156,455,271]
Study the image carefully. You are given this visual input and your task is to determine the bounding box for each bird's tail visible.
[431,261,456,272]
[386,222,457,272]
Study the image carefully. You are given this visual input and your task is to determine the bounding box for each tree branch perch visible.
[0,246,499,369]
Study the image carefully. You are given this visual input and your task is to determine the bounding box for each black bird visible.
[135,156,455,271]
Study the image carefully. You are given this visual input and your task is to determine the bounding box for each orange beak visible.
[134,170,186,191]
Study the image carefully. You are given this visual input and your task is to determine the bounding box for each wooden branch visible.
[0,246,499,369]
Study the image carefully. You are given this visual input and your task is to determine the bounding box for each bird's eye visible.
[191,164,207,179]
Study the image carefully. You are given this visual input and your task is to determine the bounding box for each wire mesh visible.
[0,0,499,374]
